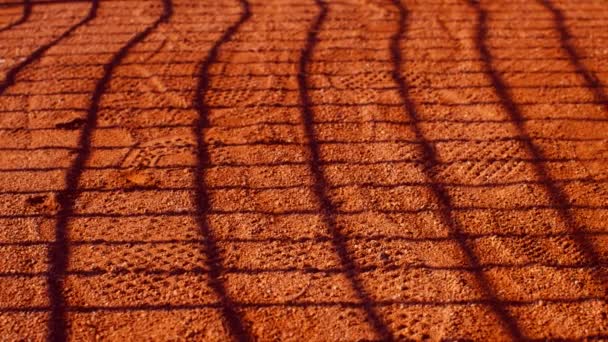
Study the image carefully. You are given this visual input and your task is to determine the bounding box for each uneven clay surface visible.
[1,0,608,340]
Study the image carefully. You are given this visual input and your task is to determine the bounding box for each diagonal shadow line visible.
[388,0,525,340]
[47,0,173,341]
[0,0,31,34]
[193,1,252,341]
[0,0,97,96]
[297,0,394,340]
[538,0,608,114]
[467,1,608,297]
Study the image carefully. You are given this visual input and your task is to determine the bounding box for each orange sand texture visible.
[0,0,607,340]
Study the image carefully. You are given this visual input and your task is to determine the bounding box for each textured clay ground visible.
[0,0,608,340]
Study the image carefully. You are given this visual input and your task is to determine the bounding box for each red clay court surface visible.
[1,0,608,340]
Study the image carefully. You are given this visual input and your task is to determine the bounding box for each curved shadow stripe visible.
[193,0,252,341]
[297,0,394,340]
[0,0,97,96]
[538,0,608,113]
[0,0,31,34]
[388,0,525,339]
[466,0,608,301]
[47,0,173,340]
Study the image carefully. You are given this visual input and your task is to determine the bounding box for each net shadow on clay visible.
[467,0,608,299]
[0,0,607,340]
[45,0,171,340]
[192,0,253,340]
[389,0,525,340]
[0,0,31,34]
[0,0,99,96]
[297,0,395,340]
[538,0,608,114]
